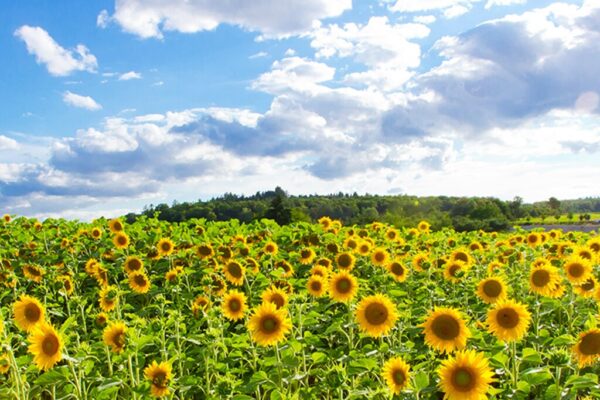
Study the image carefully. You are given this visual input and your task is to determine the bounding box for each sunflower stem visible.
[510,341,519,389]
[127,353,138,399]
[105,345,113,376]
[275,343,284,392]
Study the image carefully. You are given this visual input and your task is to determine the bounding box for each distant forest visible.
[124,188,600,232]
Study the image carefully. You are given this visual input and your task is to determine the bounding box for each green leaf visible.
[311,352,328,364]
[521,348,542,364]
[34,366,69,386]
[414,371,430,391]
[521,367,552,385]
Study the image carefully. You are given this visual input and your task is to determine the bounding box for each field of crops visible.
[1,214,600,399]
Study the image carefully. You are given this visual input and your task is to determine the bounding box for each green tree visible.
[264,187,292,225]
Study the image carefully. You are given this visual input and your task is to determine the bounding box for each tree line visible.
[123,189,600,231]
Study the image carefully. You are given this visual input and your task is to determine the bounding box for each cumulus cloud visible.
[389,0,480,18]
[0,135,19,150]
[14,26,98,76]
[308,16,429,90]
[485,0,526,9]
[104,0,351,39]
[63,91,103,110]
[118,71,142,80]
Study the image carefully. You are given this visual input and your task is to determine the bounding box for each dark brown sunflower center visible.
[28,267,41,277]
[390,262,404,276]
[310,281,322,291]
[531,269,550,287]
[448,264,461,277]
[579,251,592,260]
[338,254,352,268]
[301,250,312,259]
[392,369,406,385]
[128,259,142,271]
[579,333,600,355]
[261,316,278,333]
[431,315,460,340]
[228,299,241,312]
[25,304,41,322]
[483,280,502,297]
[152,372,167,388]
[270,294,285,309]
[581,279,595,291]
[227,263,243,279]
[590,243,600,252]
[454,252,469,263]
[336,278,352,294]
[117,236,127,245]
[199,246,212,256]
[374,252,386,262]
[568,263,584,277]
[497,308,519,329]
[42,334,60,356]
[365,303,389,325]
[265,244,275,253]
[113,332,126,348]
[134,274,147,286]
[452,368,475,391]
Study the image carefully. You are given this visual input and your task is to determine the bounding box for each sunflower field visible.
[1,213,600,399]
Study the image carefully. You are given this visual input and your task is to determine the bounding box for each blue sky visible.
[1,0,599,219]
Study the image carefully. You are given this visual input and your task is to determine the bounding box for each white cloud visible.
[105,0,351,39]
[413,15,437,24]
[0,135,18,150]
[444,5,470,18]
[308,16,429,90]
[284,48,296,56]
[152,81,165,86]
[485,0,526,9]
[97,9,111,28]
[62,91,102,111]
[252,57,335,94]
[14,25,98,76]
[249,51,268,59]
[118,71,142,80]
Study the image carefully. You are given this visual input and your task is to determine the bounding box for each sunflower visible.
[99,286,119,312]
[263,241,278,256]
[196,243,214,259]
[421,307,470,353]
[0,354,9,374]
[58,275,74,296]
[387,260,408,282]
[476,276,507,304]
[336,252,355,270]
[192,295,211,317]
[96,312,109,326]
[438,349,494,400]
[444,261,467,282]
[575,277,598,298]
[2,214,11,223]
[157,238,174,257]
[382,357,410,394]
[94,264,109,287]
[371,248,389,267]
[586,238,600,258]
[113,232,130,249]
[23,264,44,283]
[209,275,227,296]
[417,220,430,233]
[247,302,292,346]
[529,264,561,296]
[222,290,248,321]
[412,253,430,272]
[91,227,103,239]
[85,259,99,276]
[385,228,399,242]
[262,286,289,309]
[469,242,483,252]
[144,360,173,398]
[103,322,127,353]
[124,256,144,275]
[526,232,541,247]
[299,248,316,265]
[165,269,179,283]
[310,264,330,279]
[128,272,151,294]
[13,295,46,332]
[223,260,245,286]
[357,241,372,256]
[564,256,593,284]
[28,322,63,371]
[318,216,332,230]
[275,260,294,278]
[343,236,359,251]
[328,270,359,303]
[486,300,531,342]
[355,294,398,338]
[574,246,594,262]
[108,218,124,233]
[306,275,327,297]
[449,249,472,265]
[573,328,600,368]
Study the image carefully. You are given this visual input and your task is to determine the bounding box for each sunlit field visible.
[1,214,600,399]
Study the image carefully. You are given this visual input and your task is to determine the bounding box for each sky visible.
[1,0,600,220]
